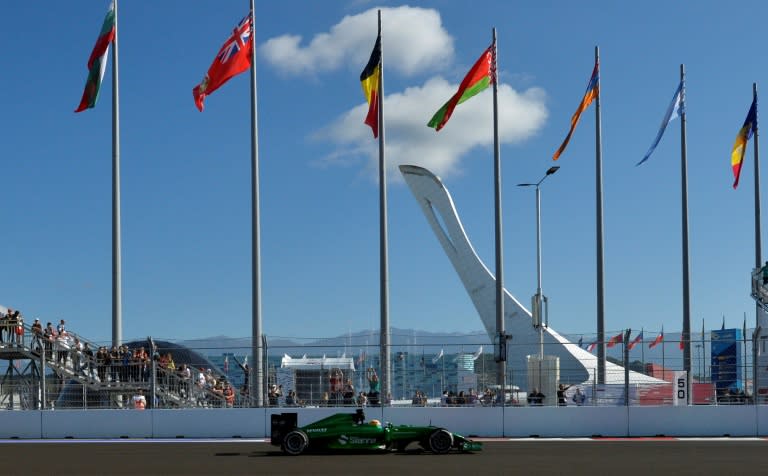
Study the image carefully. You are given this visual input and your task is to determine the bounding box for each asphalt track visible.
[0,439,765,476]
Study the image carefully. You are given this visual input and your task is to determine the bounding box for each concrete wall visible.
[0,406,766,439]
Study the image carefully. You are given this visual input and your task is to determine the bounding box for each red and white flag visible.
[648,330,664,349]
[193,14,253,112]
[606,332,624,348]
[75,1,116,112]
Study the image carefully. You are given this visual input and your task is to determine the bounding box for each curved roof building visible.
[400,165,660,387]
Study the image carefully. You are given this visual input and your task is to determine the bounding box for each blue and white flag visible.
[637,81,684,166]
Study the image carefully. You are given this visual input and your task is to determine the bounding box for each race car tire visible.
[428,429,454,454]
[282,430,309,456]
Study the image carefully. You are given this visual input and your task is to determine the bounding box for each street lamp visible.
[517,165,560,359]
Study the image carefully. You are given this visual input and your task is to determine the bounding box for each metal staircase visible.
[0,323,229,409]
[751,267,768,312]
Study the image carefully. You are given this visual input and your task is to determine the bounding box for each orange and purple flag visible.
[731,98,757,189]
[553,60,599,160]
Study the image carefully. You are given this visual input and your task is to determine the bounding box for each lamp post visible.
[518,166,560,359]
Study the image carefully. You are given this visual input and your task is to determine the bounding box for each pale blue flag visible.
[637,81,684,166]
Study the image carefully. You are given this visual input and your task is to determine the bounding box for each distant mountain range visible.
[179,328,490,358]
[179,328,750,365]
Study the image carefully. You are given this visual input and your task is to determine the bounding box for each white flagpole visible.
[491,28,507,406]
[595,46,606,385]
[249,0,264,408]
[112,0,122,348]
[376,10,392,405]
[680,64,692,386]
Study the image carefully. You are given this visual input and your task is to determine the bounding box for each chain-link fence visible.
[0,328,761,409]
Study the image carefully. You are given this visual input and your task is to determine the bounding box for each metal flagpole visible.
[702,318,706,381]
[249,0,264,407]
[594,46,606,385]
[112,0,122,348]
[743,313,748,388]
[753,83,763,399]
[491,28,507,403]
[662,325,666,381]
[753,83,762,327]
[375,10,392,404]
[680,64,692,385]
[641,327,645,369]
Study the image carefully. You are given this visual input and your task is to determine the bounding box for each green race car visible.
[270,409,482,455]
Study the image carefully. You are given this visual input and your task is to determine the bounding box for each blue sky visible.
[1,1,766,344]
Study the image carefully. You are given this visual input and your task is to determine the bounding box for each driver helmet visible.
[369,419,382,427]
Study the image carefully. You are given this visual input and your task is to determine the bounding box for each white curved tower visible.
[400,164,658,386]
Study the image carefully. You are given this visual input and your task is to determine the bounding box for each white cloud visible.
[318,78,548,180]
[261,6,454,77]
[263,6,548,179]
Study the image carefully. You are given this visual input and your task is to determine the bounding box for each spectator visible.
[82,342,94,380]
[527,388,545,406]
[133,346,148,382]
[43,322,56,361]
[285,389,297,406]
[223,383,235,408]
[72,337,83,375]
[342,379,355,405]
[480,388,493,406]
[9,310,23,346]
[0,309,6,345]
[195,368,206,406]
[235,358,249,398]
[132,389,147,410]
[329,368,343,404]
[56,329,70,367]
[56,319,66,336]
[165,353,176,391]
[557,384,573,406]
[268,384,279,406]
[366,368,380,406]
[357,391,368,407]
[31,318,43,351]
[572,387,586,406]
[96,346,108,383]
[441,390,449,406]
[109,346,120,383]
[178,364,192,401]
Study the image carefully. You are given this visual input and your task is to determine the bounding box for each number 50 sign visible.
[673,371,689,405]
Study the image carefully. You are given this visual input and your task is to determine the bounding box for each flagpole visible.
[680,64,692,386]
[248,0,264,408]
[743,312,748,389]
[702,317,706,381]
[753,82,763,397]
[594,46,606,385]
[374,10,392,404]
[662,326,666,381]
[753,83,763,334]
[111,0,122,348]
[490,28,507,403]
[641,327,645,370]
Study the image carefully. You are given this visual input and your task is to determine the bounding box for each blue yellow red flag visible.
[730,97,757,189]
